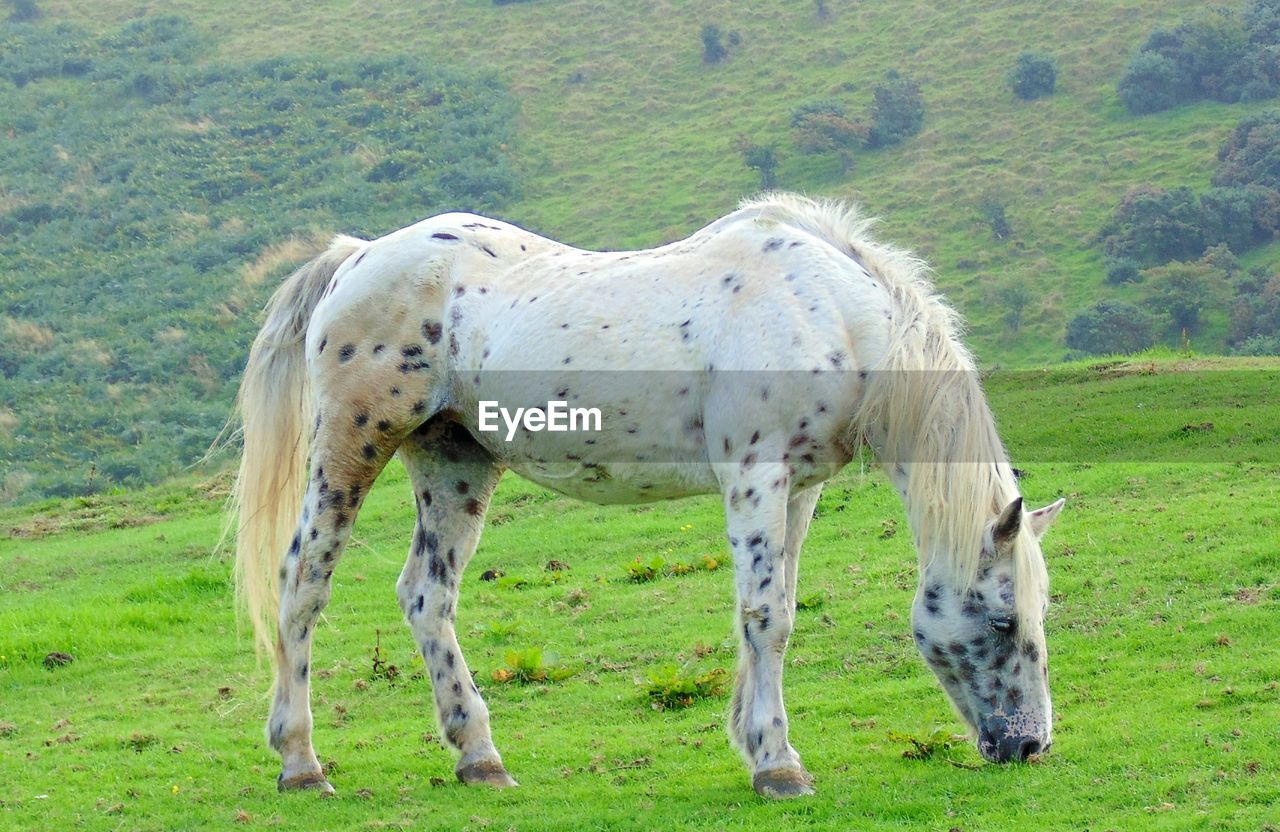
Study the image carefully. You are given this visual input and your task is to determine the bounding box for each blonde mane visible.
[742,193,1048,634]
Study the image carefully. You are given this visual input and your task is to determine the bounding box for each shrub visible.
[1213,112,1280,191]
[701,24,728,64]
[1229,265,1280,347]
[1199,186,1277,252]
[1009,51,1057,100]
[792,111,867,173]
[1098,186,1206,267]
[979,197,1012,240]
[1116,7,1271,113]
[1065,301,1157,354]
[1105,257,1142,285]
[1117,52,1191,113]
[866,70,924,148]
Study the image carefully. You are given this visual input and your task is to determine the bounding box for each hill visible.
[2,0,1277,502]
[1,356,1277,830]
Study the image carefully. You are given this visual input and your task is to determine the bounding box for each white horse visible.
[233,193,1065,799]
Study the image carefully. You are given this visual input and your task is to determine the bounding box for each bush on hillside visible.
[1065,301,1157,355]
[1229,265,1280,349]
[6,0,39,22]
[1104,257,1142,285]
[792,110,867,173]
[701,24,728,64]
[1213,112,1280,191]
[1117,4,1280,113]
[1098,186,1207,267]
[1009,51,1057,100]
[866,70,924,148]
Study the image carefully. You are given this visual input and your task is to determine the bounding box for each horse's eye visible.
[990,617,1015,635]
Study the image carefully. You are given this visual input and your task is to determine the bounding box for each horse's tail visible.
[232,235,365,656]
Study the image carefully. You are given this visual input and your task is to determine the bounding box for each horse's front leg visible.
[396,421,515,787]
[720,462,814,798]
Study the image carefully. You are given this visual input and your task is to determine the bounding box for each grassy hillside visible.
[2,2,1276,493]
[1,357,1277,830]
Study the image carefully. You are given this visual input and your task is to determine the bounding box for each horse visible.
[232,192,1066,799]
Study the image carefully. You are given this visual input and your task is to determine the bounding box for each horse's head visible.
[911,497,1065,763]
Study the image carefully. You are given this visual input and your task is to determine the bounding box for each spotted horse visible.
[232,193,1066,799]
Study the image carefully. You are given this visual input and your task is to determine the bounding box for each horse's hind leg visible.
[720,461,814,799]
[270,422,397,793]
[783,486,822,615]
[395,419,514,787]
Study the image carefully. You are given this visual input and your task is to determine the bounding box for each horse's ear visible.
[1028,497,1066,539]
[993,497,1023,548]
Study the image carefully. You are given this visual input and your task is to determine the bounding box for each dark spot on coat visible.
[762,238,784,252]
[432,232,458,240]
[363,443,377,460]
[422,321,442,344]
[338,344,356,362]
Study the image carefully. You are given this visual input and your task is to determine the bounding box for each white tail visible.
[231,235,365,656]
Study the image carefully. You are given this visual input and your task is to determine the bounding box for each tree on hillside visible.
[1009,52,1057,100]
[736,137,779,188]
[997,282,1031,332]
[866,70,924,148]
[1065,301,1156,355]
[1141,256,1230,334]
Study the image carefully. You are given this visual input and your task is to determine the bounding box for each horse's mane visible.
[740,193,1047,636]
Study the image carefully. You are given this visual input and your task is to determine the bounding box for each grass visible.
[1,356,1277,830]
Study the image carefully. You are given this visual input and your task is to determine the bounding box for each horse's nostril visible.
[1018,739,1041,761]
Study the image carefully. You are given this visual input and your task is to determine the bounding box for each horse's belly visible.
[506,459,718,505]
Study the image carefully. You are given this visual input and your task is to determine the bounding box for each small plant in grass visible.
[887,728,967,760]
[669,560,697,576]
[626,554,666,582]
[796,591,827,610]
[485,619,522,640]
[700,553,722,571]
[643,663,729,710]
[369,629,400,684]
[491,647,578,684]
[497,574,530,590]
[124,732,159,752]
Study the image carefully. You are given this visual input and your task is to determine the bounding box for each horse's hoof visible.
[752,767,815,799]
[277,771,336,795]
[456,759,518,788]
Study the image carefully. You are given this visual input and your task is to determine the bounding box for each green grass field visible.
[2,356,1277,830]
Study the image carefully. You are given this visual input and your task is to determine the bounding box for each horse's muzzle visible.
[978,728,1050,763]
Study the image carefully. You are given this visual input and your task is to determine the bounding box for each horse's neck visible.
[860,362,1014,561]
